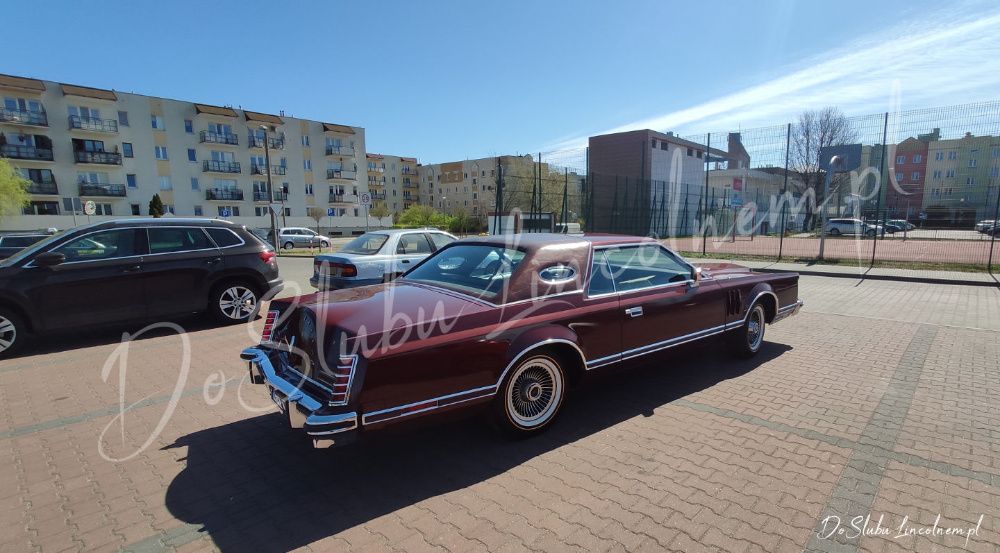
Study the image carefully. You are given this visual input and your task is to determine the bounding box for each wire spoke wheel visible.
[0,316,16,353]
[219,286,257,320]
[505,356,563,429]
[747,306,764,351]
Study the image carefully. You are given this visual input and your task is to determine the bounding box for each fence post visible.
[778,123,791,261]
[989,181,1000,273]
[702,133,711,255]
[871,112,889,267]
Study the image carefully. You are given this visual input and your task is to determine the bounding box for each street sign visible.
[919,212,928,220]
[269,202,282,214]
[359,192,372,207]
[327,207,335,216]
[220,208,231,218]
[83,201,96,216]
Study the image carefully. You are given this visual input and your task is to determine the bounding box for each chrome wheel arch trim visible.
[493,338,587,392]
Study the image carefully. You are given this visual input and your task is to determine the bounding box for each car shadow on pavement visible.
[163,339,791,552]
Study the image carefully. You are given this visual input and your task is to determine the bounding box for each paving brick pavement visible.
[0,275,998,552]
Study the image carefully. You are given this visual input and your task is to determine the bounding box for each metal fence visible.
[497,102,1000,272]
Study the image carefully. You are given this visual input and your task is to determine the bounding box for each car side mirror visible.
[35,252,66,267]
[688,267,702,289]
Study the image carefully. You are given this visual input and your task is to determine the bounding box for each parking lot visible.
[1,261,999,553]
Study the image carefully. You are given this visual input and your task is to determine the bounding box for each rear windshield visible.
[339,233,388,255]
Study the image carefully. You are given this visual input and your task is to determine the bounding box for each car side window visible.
[604,245,692,292]
[205,228,242,248]
[52,229,138,262]
[427,233,455,250]
[147,227,215,255]
[587,250,615,296]
[397,233,433,254]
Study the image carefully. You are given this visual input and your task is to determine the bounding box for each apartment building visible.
[0,73,376,232]
[417,155,534,219]
[365,153,420,215]
[923,132,1000,225]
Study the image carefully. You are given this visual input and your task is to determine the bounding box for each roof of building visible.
[194,103,238,117]
[243,110,284,125]
[60,83,117,101]
[0,74,45,93]
[322,122,355,134]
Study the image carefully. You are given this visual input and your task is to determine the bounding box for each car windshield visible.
[400,245,527,302]
[339,233,389,255]
[0,232,65,267]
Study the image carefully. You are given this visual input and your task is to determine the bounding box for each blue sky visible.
[5,0,999,165]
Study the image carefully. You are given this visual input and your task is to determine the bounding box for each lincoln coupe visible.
[241,233,802,448]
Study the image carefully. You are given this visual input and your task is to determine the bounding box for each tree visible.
[396,205,451,229]
[0,159,29,221]
[790,107,856,228]
[368,203,390,219]
[148,193,165,218]
[307,207,326,234]
[448,212,479,235]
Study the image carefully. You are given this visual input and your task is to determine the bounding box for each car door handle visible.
[625,306,643,318]
[122,264,142,273]
[206,257,222,266]
[401,259,411,264]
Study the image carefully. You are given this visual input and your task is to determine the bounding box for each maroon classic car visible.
[241,233,802,448]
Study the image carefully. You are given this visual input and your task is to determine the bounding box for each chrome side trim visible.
[619,323,728,362]
[492,338,588,392]
[361,385,497,426]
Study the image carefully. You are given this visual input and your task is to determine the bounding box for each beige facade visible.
[923,133,1000,218]
[365,153,420,215]
[1,74,384,232]
[417,155,539,218]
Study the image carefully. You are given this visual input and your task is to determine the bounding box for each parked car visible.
[0,233,50,260]
[275,227,330,250]
[243,233,802,448]
[975,220,996,233]
[824,218,877,237]
[310,229,458,290]
[887,219,916,231]
[0,218,281,357]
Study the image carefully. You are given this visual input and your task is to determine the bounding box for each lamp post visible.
[818,155,843,260]
[259,125,278,254]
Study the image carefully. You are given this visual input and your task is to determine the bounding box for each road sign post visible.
[359,193,372,232]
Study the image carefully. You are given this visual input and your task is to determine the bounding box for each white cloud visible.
[543,6,1000,152]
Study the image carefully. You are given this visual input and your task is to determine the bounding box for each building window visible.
[913,154,922,163]
[254,206,266,217]
[130,203,140,216]
[935,151,944,161]
[191,177,200,190]
[895,172,903,182]
[948,151,957,160]
[686,148,693,157]
[122,142,133,158]
[126,174,137,188]
[151,115,165,130]
[353,208,359,217]
[305,183,313,195]
[911,172,919,181]
[283,207,291,217]
[896,155,905,164]
[946,169,955,178]
[968,159,977,168]
[217,205,240,217]
[118,111,129,126]
[154,146,168,160]
[194,205,203,216]
[303,159,312,171]
[993,148,1000,158]
[967,177,975,186]
[991,166,999,178]
[187,148,197,162]
[932,170,942,179]
[651,139,657,148]
[184,119,193,133]
[159,176,172,190]
[302,135,310,146]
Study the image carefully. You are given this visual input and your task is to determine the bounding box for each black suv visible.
[0,218,281,357]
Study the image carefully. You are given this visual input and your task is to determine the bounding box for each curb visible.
[751,267,1000,287]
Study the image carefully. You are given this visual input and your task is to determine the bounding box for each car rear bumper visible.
[772,299,803,323]
[241,347,358,448]
[309,275,382,291]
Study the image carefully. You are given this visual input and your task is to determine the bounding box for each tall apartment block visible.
[0,73,376,232]
[417,155,538,218]
[365,153,420,215]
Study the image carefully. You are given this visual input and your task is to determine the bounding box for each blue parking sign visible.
[220,208,231,218]
[327,207,335,216]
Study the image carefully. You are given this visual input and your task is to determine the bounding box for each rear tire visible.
[209,281,260,323]
[491,352,566,437]
[282,241,294,250]
[730,304,766,358]
[828,228,840,236]
[0,309,26,358]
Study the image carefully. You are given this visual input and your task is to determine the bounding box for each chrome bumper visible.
[241,347,358,448]
[772,299,804,323]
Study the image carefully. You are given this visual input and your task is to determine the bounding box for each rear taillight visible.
[316,261,357,278]
[259,250,276,264]
[329,355,357,405]
[261,310,278,343]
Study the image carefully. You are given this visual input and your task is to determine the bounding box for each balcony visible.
[325,146,355,157]
[326,169,356,180]
[0,108,47,127]
[69,115,118,133]
[74,150,122,165]
[371,192,387,201]
[203,160,241,173]
[0,144,53,161]
[26,179,58,195]
[251,164,286,176]
[79,183,126,197]
[402,181,419,189]
[253,190,288,202]
[248,136,284,150]
[199,131,239,146]
[329,193,357,204]
[206,188,245,201]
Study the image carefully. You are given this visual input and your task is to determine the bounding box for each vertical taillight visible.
[260,250,276,264]
[328,355,357,405]
[261,310,279,343]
